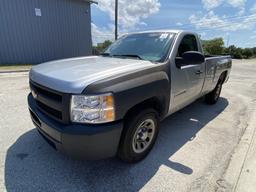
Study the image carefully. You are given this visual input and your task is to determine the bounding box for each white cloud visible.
[201,0,246,15]
[227,0,246,8]
[243,42,256,47]
[176,22,183,26]
[91,23,114,45]
[96,0,160,30]
[250,3,256,13]
[202,0,246,10]
[91,22,129,45]
[202,0,222,10]
[199,32,207,37]
[92,0,160,44]
[237,7,245,15]
[189,11,256,32]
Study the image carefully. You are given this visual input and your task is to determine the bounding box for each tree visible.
[233,48,243,59]
[202,38,224,55]
[225,45,242,59]
[252,47,256,57]
[225,45,236,55]
[93,40,112,54]
[242,48,253,59]
[222,45,255,59]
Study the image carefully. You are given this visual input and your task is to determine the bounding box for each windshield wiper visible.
[112,54,143,60]
[100,53,111,57]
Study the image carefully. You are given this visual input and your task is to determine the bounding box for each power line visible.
[188,19,256,32]
[148,14,256,31]
[93,19,256,37]
[92,14,256,46]
[177,14,256,28]
[92,13,256,37]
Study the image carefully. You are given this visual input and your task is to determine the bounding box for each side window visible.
[177,35,198,57]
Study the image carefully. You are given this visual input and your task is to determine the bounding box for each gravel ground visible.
[0,59,255,192]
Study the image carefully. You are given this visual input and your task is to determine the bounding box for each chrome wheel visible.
[132,119,156,154]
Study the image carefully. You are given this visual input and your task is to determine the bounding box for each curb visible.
[0,69,30,74]
[235,106,256,192]
[218,103,256,192]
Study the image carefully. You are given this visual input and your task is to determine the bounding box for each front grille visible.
[37,100,62,119]
[30,81,69,123]
[33,84,62,102]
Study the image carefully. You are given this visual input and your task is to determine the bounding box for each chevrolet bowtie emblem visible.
[32,90,38,99]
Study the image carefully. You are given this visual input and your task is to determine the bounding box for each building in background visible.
[0,0,93,64]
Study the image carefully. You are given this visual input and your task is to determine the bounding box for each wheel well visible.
[219,71,228,84]
[124,97,164,121]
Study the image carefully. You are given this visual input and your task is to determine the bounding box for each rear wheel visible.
[205,80,222,104]
[118,109,159,163]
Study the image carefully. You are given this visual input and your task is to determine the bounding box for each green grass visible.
[0,64,32,71]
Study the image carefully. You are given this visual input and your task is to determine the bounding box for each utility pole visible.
[226,35,230,47]
[115,0,118,40]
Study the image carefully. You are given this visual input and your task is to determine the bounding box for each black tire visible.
[118,109,159,163]
[205,80,222,105]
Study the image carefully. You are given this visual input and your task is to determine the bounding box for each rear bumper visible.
[28,93,123,160]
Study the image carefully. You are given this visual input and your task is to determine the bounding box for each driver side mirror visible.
[176,51,205,68]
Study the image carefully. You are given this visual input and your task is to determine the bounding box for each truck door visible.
[169,34,205,113]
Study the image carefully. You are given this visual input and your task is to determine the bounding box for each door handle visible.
[195,70,203,75]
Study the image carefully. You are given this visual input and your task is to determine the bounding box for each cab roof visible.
[132,29,183,34]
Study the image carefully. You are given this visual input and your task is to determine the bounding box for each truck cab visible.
[28,30,232,163]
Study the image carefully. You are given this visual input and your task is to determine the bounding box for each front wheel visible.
[118,109,159,163]
[205,81,222,105]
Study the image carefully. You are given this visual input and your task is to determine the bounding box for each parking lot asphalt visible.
[0,59,255,192]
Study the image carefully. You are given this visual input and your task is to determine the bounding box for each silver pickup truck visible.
[28,30,232,163]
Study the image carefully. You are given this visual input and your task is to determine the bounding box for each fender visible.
[84,64,171,120]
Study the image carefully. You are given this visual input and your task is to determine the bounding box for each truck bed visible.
[201,55,232,95]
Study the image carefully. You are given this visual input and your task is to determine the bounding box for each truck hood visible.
[30,56,156,93]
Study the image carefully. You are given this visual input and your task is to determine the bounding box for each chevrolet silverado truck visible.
[28,30,232,163]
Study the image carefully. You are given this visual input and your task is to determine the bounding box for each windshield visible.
[103,32,175,62]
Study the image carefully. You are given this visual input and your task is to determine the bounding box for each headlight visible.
[70,93,115,124]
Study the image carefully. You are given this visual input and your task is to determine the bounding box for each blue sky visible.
[91,0,256,47]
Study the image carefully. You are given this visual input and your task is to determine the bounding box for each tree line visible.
[202,38,256,59]
[93,38,256,59]
[92,40,112,55]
